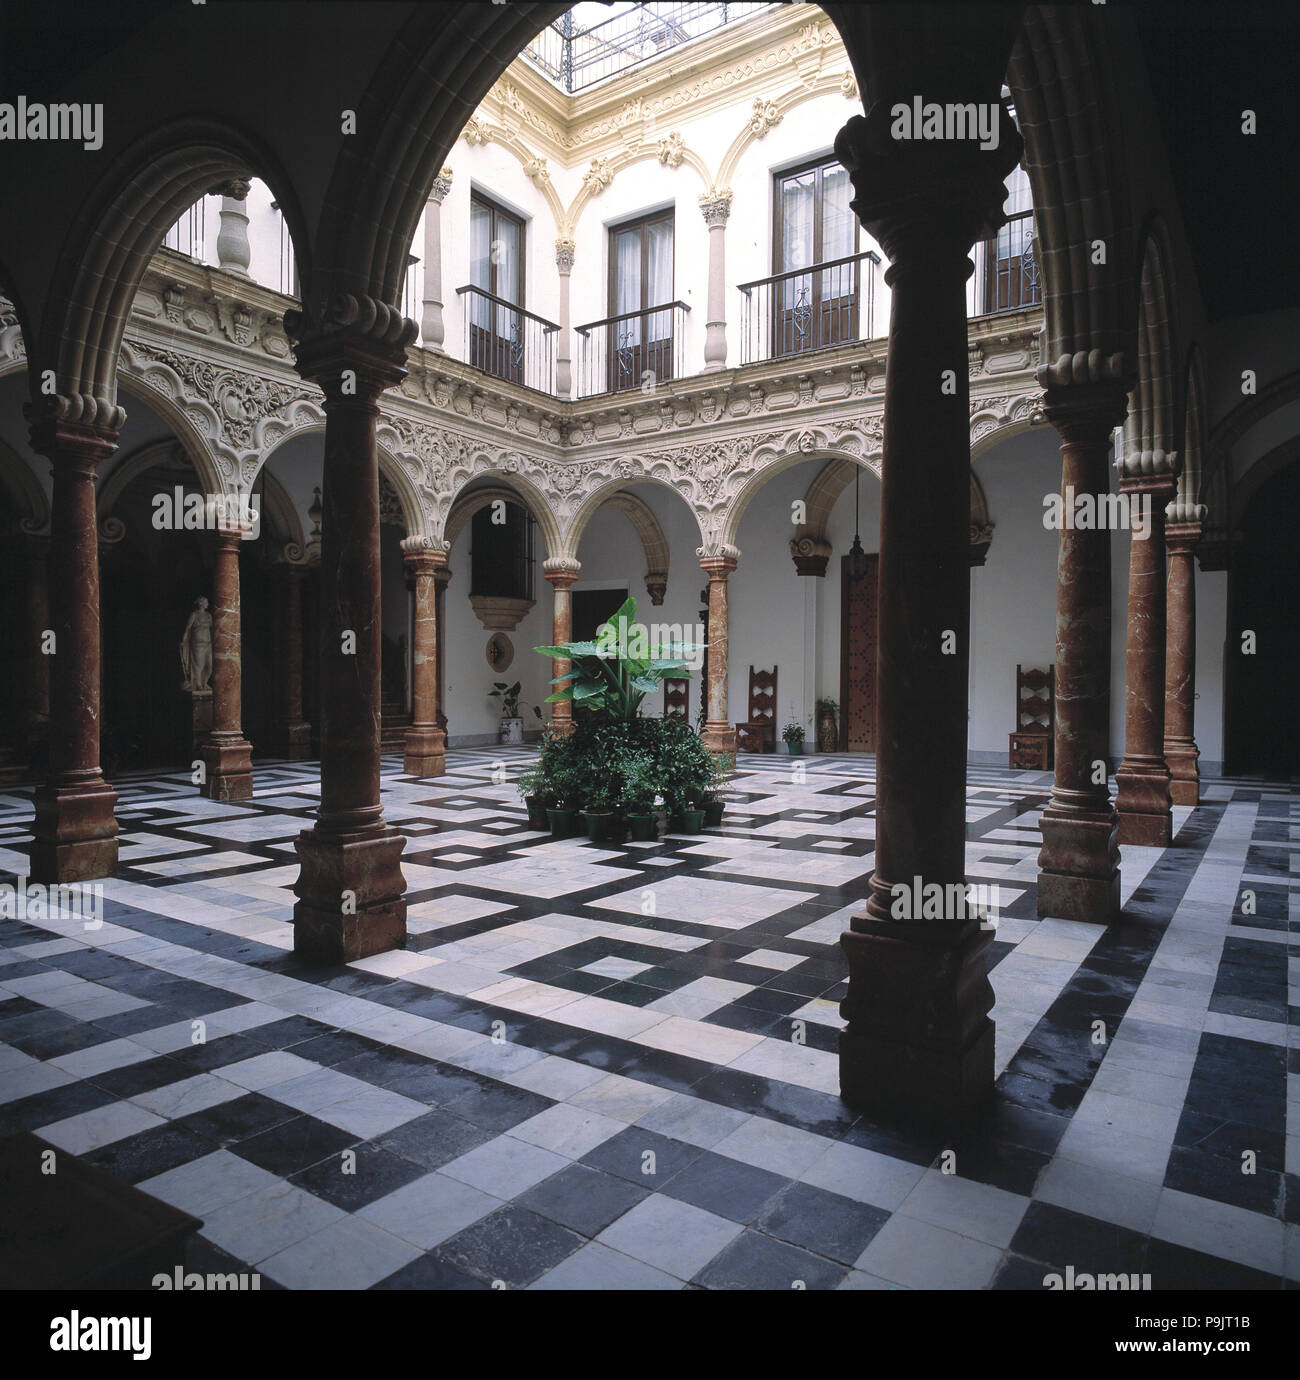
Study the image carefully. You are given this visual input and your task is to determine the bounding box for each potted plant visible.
[545,763,583,837]
[581,774,622,843]
[490,681,540,746]
[815,698,838,754]
[516,761,552,831]
[700,750,733,827]
[782,720,805,755]
[622,752,661,842]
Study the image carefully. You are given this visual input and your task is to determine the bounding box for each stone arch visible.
[34,120,312,425]
[562,483,678,604]
[456,126,569,232]
[1123,218,1179,474]
[442,467,562,559]
[1005,5,1137,381]
[563,143,713,236]
[252,468,306,557]
[96,438,210,546]
[0,436,50,534]
[113,361,227,496]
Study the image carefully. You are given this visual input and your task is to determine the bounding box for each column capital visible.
[1116,448,1180,493]
[210,177,252,201]
[543,555,581,588]
[555,238,575,273]
[26,394,125,443]
[27,414,120,473]
[834,101,1022,264]
[284,294,416,400]
[789,535,832,577]
[699,189,732,227]
[210,521,255,551]
[1165,516,1205,555]
[1039,377,1131,445]
[429,168,453,204]
[699,549,738,578]
[401,542,449,575]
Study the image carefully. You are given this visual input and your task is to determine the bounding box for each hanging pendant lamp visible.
[847,464,868,580]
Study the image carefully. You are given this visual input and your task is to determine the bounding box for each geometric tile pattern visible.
[1,751,1296,1288]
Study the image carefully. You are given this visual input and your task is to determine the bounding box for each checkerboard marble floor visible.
[1,749,1297,1289]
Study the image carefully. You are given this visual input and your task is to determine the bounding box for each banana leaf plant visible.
[535,595,705,722]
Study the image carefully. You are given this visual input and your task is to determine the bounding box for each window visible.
[607,209,674,392]
[470,502,534,601]
[982,168,1038,314]
[469,193,526,383]
[771,157,860,356]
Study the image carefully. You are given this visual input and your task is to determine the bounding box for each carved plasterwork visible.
[582,157,613,195]
[656,132,685,167]
[748,97,783,138]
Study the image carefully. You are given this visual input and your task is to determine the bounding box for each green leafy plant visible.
[535,595,704,722]
[815,697,838,715]
[490,681,522,717]
[782,720,805,744]
[621,751,660,814]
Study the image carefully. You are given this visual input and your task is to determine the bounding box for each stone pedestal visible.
[272,560,311,759]
[286,300,414,963]
[834,93,1021,1125]
[403,542,447,776]
[700,553,738,756]
[1115,472,1176,847]
[200,526,254,800]
[544,559,580,738]
[1036,381,1129,924]
[28,418,119,883]
[1164,508,1205,806]
[190,689,213,754]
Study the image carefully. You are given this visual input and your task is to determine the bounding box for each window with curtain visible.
[607,209,674,391]
[983,166,1038,313]
[469,193,526,381]
[772,157,859,356]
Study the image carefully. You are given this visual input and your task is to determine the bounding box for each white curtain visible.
[646,218,673,341]
[780,171,814,312]
[615,228,642,346]
[494,217,519,337]
[469,202,491,331]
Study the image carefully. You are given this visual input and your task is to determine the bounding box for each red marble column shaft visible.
[1115,475,1176,846]
[1164,518,1202,805]
[289,333,409,964]
[201,526,254,799]
[28,420,119,882]
[434,565,449,737]
[25,534,51,735]
[1036,384,1129,923]
[545,564,579,738]
[403,547,447,776]
[700,555,737,755]
[273,562,311,759]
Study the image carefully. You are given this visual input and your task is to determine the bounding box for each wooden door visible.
[839,553,878,752]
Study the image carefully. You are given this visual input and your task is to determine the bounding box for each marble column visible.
[214,177,252,278]
[24,533,51,739]
[834,98,1020,1124]
[700,552,738,755]
[200,525,255,799]
[1115,465,1178,847]
[700,191,731,373]
[1036,381,1130,923]
[420,169,453,352]
[402,541,448,776]
[28,417,120,882]
[1164,502,1205,805]
[285,298,415,963]
[555,239,575,398]
[272,557,311,759]
[435,563,450,738]
[544,558,580,737]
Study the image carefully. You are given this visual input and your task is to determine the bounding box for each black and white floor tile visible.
[1,749,1296,1289]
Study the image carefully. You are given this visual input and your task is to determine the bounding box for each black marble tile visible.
[288,1142,427,1210]
[755,1181,890,1264]
[693,1228,846,1290]
[229,1113,358,1176]
[516,1162,650,1238]
[433,1205,584,1288]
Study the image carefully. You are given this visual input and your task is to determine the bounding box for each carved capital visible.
[211,177,252,201]
[644,574,668,606]
[284,293,416,399]
[700,548,739,578]
[25,392,126,435]
[429,168,453,204]
[542,556,581,588]
[555,238,576,273]
[1039,378,1131,447]
[699,189,732,227]
[789,535,832,577]
[1115,448,1181,487]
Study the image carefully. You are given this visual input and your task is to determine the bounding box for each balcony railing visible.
[738,251,881,365]
[456,285,559,395]
[970,210,1040,317]
[575,301,691,399]
[163,201,207,262]
[521,3,776,95]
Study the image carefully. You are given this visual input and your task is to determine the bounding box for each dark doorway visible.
[573,587,628,643]
[1225,459,1300,776]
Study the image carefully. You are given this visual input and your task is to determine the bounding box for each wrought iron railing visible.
[456,284,559,394]
[970,210,1040,316]
[163,200,207,262]
[575,300,690,398]
[737,251,881,365]
[521,3,776,95]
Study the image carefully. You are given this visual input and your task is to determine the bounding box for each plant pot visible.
[626,813,659,842]
[785,739,804,755]
[500,717,524,746]
[817,713,838,754]
[672,809,705,835]
[702,800,725,828]
[524,797,550,831]
[546,807,577,837]
[583,811,620,843]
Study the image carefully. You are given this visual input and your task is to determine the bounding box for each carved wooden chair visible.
[736,665,777,753]
[1008,664,1054,769]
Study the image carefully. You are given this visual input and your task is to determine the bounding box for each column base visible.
[1037,804,1120,924]
[275,721,312,761]
[29,776,119,883]
[702,722,737,756]
[838,919,995,1128]
[200,737,254,801]
[292,826,408,964]
[403,725,446,777]
[1165,743,1200,806]
[549,717,576,739]
[1115,760,1172,847]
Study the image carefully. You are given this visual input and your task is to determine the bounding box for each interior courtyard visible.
[0,0,1296,1304]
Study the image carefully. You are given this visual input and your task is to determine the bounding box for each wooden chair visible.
[663,676,689,721]
[736,665,777,753]
[1008,664,1054,769]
